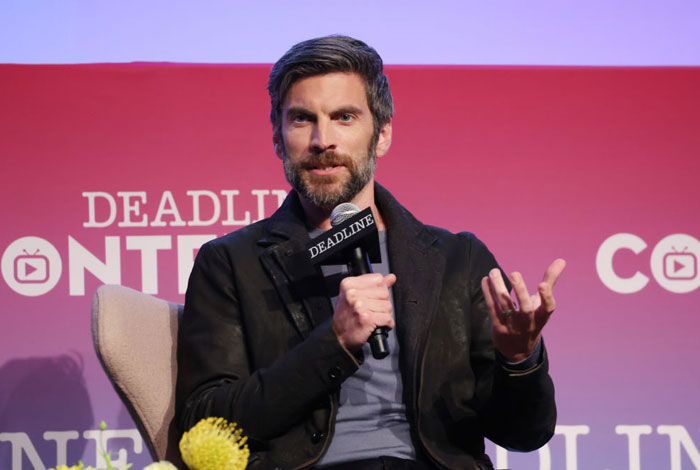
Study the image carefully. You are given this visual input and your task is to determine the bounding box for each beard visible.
[283,144,377,212]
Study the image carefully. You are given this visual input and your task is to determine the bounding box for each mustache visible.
[299,151,353,170]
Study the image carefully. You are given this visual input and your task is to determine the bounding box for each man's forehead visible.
[282,72,369,111]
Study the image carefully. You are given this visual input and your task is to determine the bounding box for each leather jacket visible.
[175,183,556,469]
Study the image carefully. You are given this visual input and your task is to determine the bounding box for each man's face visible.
[275,72,388,212]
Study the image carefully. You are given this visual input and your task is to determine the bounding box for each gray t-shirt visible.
[310,230,416,466]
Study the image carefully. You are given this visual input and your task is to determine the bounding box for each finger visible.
[383,316,396,330]
[383,273,397,289]
[481,276,497,316]
[356,297,394,314]
[345,287,392,307]
[509,271,533,313]
[374,307,396,329]
[481,276,504,329]
[340,273,385,291]
[488,268,514,313]
[538,281,557,314]
[355,299,395,329]
[343,295,392,317]
[542,258,566,287]
[362,289,393,303]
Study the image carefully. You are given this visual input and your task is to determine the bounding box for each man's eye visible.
[293,115,308,123]
[339,114,353,122]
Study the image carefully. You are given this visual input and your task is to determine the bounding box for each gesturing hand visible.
[481,258,566,363]
[333,273,397,352]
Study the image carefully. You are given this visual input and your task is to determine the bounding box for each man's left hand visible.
[481,258,566,363]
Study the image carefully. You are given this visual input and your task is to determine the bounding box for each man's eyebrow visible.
[333,105,364,116]
[285,106,314,117]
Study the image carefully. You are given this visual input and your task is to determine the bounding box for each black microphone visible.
[330,203,390,360]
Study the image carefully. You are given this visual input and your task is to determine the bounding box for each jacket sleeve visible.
[174,239,360,443]
[464,233,557,451]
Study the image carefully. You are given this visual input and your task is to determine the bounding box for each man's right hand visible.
[332,273,397,352]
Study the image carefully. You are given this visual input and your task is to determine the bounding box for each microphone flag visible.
[306,207,381,267]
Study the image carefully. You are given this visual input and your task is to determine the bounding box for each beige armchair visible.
[91,284,185,468]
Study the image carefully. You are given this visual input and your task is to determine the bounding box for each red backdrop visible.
[1,64,699,470]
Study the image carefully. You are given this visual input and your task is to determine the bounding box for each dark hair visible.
[268,35,394,143]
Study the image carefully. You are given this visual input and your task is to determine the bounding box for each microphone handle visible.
[349,246,390,359]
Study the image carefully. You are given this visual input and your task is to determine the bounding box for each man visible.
[176,35,565,470]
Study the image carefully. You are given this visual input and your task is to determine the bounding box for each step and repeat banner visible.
[1,64,699,470]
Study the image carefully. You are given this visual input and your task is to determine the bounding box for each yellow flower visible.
[50,464,88,470]
[179,417,249,470]
[143,461,179,470]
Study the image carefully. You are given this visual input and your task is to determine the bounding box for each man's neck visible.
[300,181,386,231]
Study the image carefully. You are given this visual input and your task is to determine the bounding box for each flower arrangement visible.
[180,417,250,470]
[49,418,249,470]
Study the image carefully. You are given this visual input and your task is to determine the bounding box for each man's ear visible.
[273,135,284,160]
[375,120,392,158]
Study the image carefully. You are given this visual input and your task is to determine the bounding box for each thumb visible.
[384,273,397,288]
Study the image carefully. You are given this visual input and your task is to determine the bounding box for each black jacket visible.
[176,183,556,469]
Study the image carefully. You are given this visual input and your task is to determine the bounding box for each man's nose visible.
[310,119,336,154]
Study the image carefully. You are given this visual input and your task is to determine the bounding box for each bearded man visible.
[176,35,565,470]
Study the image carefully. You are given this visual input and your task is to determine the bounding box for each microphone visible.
[330,203,390,360]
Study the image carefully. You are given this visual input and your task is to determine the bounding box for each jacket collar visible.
[258,189,310,248]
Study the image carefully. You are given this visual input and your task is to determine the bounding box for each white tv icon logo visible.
[663,249,697,280]
[14,250,50,283]
[1,237,62,296]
